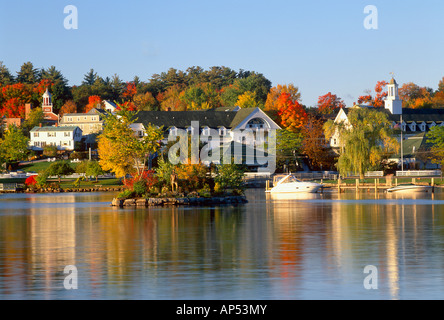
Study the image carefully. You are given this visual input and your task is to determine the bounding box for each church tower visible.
[384,77,402,114]
[42,88,54,114]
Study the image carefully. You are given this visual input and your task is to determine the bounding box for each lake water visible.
[1,188,444,300]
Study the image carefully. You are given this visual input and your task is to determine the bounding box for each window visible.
[219,127,226,136]
[64,132,71,137]
[33,133,39,137]
[68,117,72,122]
[47,132,56,137]
[333,139,337,145]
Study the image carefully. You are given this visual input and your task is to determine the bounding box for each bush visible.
[43,145,58,158]
[117,189,135,199]
[133,180,148,196]
[215,164,246,195]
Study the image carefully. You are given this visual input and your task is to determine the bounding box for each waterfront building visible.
[330,76,442,169]
[29,125,82,151]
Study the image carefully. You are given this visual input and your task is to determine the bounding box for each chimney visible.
[55,123,58,127]
[167,107,171,112]
[39,123,42,127]
[25,103,32,120]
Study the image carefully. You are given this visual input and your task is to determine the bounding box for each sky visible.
[1,0,444,107]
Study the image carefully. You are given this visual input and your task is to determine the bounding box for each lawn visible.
[18,160,79,173]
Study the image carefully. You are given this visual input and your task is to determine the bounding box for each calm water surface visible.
[1,189,444,300]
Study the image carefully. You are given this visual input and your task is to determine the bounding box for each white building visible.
[29,125,82,151]
[103,100,118,114]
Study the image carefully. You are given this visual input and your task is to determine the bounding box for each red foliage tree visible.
[122,82,137,101]
[358,80,388,107]
[317,92,346,114]
[84,95,102,113]
[25,175,37,186]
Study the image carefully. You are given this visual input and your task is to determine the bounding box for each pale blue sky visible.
[1,0,443,107]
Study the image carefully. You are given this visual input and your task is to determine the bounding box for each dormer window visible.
[401,124,406,131]
[169,127,178,135]
[201,126,210,136]
[420,123,426,131]
[219,127,226,136]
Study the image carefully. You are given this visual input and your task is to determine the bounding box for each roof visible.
[340,107,444,123]
[135,108,257,129]
[62,108,106,118]
[30,125,80,132]
[391,132,431,159]
[389,77,397,85]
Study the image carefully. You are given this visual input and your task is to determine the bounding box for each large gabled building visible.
[330,76,443,169]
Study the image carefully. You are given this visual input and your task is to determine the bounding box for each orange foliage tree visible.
[275,92,308,132]
[84,95,102,113]
[122,82,137,101]
[317,92,346,114]
[358,80,388,107]
[0,80,53,118]
[59,100,77,116]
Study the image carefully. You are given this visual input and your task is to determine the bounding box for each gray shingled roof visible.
[30,126,80,132]
[134,108,256,129]
[341,107,444,123]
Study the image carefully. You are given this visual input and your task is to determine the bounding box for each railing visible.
[396,170,442,177]
[0,172,36,179]
[0,183,18,191]
[365,171,384,177]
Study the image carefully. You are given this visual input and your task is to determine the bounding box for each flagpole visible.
[400,114,404,172]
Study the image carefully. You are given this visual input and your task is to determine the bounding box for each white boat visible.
[386,184,432,193]
[266,174,323,194]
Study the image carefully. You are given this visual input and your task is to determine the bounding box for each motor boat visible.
[266,174,323,194]
[386,183,433,193]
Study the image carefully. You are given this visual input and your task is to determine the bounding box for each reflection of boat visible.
[266,174,323,194]
[386,184,432,193]
[267,192,322,201]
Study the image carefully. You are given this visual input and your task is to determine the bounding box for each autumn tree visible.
[274,92,308,132]
[324,108,399,179]
[98,107,164,180]
[358,80,388,107]
[84,95,103,113]
[235,91,262,109]
[59,100,77,116]
[301,116,335,170]
[122,82,137,101]
[133,91,158,111]
[317,92,345,114]
[264,84,301,111]
[159,84,187,111]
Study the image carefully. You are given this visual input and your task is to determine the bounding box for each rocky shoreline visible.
[111,195,248,207]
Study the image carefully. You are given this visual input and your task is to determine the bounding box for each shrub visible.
[117,189,135,199]
[215,164,246,195]
[133,180,148,196]
[25,175,37,186]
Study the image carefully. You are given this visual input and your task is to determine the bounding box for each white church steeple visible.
[384,76,402,114]
[42,88,53,114]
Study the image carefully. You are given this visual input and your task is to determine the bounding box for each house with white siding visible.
[29,125,82,151]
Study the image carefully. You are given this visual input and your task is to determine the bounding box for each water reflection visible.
[1,190,444,299]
